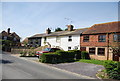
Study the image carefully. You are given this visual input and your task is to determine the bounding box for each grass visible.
[77,59,105,65]
[96,69,109,79]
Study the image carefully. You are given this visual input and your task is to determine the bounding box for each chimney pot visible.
[46,28,51,34]
[67,25,74,31]
[8,28,10,34]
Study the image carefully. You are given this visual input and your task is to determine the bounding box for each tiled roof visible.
[28,33,46,38]
[9,32,20,39]
[83,21,120,34]
[29,28,88,38]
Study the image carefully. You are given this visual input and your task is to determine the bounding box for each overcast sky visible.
[1,1,119,41]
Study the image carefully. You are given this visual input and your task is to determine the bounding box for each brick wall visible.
[80,33,120,60]
[80,34,108,47]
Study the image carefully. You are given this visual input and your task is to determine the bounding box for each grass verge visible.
[77,59,105,65]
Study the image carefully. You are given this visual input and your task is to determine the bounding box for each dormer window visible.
[68,36,72,42]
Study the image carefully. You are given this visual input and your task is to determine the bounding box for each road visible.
[1,52,95,80]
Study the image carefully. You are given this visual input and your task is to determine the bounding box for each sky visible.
[1,1,119,41]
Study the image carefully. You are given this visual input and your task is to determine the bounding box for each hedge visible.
[81,51,90,59]
[39,53,60,64]
[39,50,81,64]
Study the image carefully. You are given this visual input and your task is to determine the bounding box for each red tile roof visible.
[83,21,120,34]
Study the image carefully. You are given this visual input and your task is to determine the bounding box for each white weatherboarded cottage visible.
[41,25,87,51]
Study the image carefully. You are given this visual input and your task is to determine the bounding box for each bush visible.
[104,61,120,80]
[28,51,35,56]
[20,51,27,57]
[39,50,81,64]
[81,51,90,59]
[70,50,81,59]
[39,53,60,64]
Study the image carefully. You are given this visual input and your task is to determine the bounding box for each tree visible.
[65,28,68,31]
[1,39,13,51]
[55,27,63,32]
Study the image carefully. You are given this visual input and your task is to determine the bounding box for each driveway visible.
[49,62,105,78]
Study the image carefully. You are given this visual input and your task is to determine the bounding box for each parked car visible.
[35,48,60,57]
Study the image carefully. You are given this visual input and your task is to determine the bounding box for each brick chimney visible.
[7,28,10,34]
[46,28,51,34]
[67,25,74,31]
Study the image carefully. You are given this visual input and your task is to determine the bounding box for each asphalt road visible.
[1,52,95,80]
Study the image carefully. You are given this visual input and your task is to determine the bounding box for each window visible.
[68,36,72,41]
[98,35,106,42]
[80,47,86,51]
[68,47,71,50]
[89,48,95,54]
[113,34,120,42]
[14,37,17,41]
[36,41,38,44]
[3,36,7,40]
[83,35,89,42]
[98,48,105,56]
[35,40,38,44]
[56,36,60,43]
[74,46,78,50]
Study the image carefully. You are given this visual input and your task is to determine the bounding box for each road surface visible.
[1,52,96,81]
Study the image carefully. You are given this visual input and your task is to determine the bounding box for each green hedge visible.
[39,53,60,64]
[39,50,81,64]
[104,61,120,80]
[81,51,90,59]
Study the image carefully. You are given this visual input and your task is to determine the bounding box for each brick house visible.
[80,21,120,61]
[1,28,21,51]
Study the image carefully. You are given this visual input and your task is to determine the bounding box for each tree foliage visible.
[55,27,63,32]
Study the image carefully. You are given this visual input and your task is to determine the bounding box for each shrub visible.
[81,51,90,59]
[39,53,60,64]
[56,50,80,62]
[20,51,23,54]
[69,50,81,59]
[39,50,81,64]
[104,61,120,80]
[20,51,27,57]
[28,51,35,56]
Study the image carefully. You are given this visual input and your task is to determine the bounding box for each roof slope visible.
[29,28,88,38]
[10,32,20,39]
[1,31,9,36]
[83,21,120,34]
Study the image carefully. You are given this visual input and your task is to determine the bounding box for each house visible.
[28,25,88,51]
[28,34,46,47]
[1,28,21,51]
[80,21,120,61]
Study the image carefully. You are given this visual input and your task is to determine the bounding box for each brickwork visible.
[80,33,120,61]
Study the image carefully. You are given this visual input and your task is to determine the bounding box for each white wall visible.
[41,35,80,51]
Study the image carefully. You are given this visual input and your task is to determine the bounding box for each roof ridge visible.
[94,21,119,25]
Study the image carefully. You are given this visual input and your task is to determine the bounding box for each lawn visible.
[77,59,105,65]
